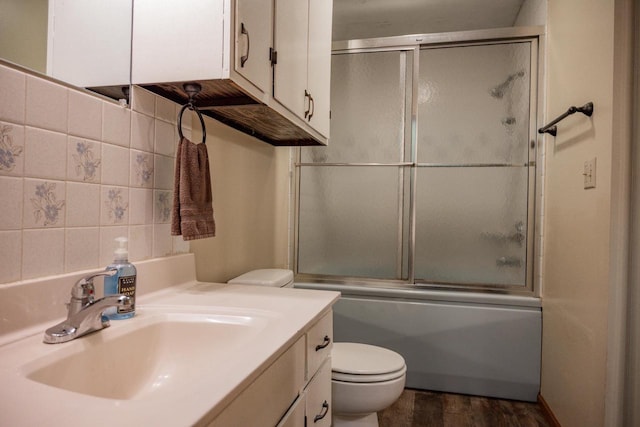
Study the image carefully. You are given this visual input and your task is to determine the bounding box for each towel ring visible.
[178,83,207,144]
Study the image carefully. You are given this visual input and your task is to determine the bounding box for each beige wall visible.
[189,117,291,283]
[541,0,620,426]
[0,0,48,73]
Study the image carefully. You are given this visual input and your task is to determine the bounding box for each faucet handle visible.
[68,269,118,317]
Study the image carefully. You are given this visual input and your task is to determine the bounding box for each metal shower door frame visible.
[293,26,545,297]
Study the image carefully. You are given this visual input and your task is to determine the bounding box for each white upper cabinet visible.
[131,0,331,146]
[235,0,272,93]
[273,0,332,138]
[47,0,132,89]
[132,0,271,100]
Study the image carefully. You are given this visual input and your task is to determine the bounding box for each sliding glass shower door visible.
[415,43,533,287]
[296,36,538,292]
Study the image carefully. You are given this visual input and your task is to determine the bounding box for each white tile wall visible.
[0,176,23,229]
[102,102,131,147]
[129,187,154,225]
[154,154,174,190]
[155,119,176,156]
[66,182,100,227]
[68,90,102,140]
[0,63,190,285]
[25,76,68,133]
[0,66,26,124]
[65,227,101,272]
[0,230,22,283]
[129,224,153,261]
[22,228,65,279]
[101,142,130,186]
[24,127,67,180]
[131,111,155,152]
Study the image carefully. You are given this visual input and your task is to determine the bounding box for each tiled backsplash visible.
[0,63,190,284]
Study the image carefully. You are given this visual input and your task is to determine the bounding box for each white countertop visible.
[0,281,339,426]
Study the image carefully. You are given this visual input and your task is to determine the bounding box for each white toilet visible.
[228,269,407,427]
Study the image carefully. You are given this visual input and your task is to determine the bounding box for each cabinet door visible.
[273,0,309,119]
[306,0,332,138]
[235,0,272,93]
[132,0,225,84]
[305,360,332,427]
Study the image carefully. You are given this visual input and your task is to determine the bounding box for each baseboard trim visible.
[538,394,562,427]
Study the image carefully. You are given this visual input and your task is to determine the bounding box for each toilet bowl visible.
[228,269,407,427]
[331,342,406,427]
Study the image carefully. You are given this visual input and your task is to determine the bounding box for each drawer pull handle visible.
[315,335,331,351]
[313,400,329,423]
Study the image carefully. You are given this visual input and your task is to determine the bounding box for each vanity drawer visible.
[305,358,332,427]
[306,311,333,380]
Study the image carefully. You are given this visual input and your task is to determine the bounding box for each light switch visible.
[584,158,596,189]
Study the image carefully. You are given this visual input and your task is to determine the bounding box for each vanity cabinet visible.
[208,310,333,427]
[273,0,332,138]
[131,0,331,146]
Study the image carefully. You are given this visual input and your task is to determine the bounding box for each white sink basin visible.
[21,310,269,400]
[0,281,338,427]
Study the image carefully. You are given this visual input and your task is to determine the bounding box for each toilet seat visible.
[332,343,407,383]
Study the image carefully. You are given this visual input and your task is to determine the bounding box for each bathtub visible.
[295,283,541,402]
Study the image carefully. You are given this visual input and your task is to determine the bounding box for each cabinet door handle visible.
[315,335,331,351]
[313,400,329,423]
[308,93,315,121]
[240,22,250,67]
[304,90,311,118]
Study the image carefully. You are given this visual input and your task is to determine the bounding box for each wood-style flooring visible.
[378,389,551,427]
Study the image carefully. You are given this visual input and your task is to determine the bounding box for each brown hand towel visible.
[171,137,215,240]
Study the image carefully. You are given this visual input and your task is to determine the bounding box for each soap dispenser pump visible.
[103,237,137,319]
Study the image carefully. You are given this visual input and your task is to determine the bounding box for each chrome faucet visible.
[43,270,133,344]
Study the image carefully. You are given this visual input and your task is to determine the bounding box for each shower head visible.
[490,70,525,99]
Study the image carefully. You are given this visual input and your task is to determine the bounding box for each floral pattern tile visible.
[102,187,129,225]
[132,151,154,187]
[28,181,66,227]
[155,190,172,223]
[70,139,101,182]
[2,63,190,286]
[0,123,24,174]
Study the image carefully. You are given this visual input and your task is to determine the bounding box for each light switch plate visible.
[584,157,596,189]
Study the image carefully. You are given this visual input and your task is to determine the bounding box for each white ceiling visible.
[332,0,527,41]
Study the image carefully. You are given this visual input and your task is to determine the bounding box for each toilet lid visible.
[227,269,293,287]
[332,343,406,378]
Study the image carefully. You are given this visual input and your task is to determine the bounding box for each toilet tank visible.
[227,269,294,288]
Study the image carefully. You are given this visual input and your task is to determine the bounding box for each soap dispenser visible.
[104,237,137,319]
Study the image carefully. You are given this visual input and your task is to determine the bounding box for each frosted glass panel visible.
[298,167,403,279]
[418,43,530,164]
[415,167,528,286]
[302,51,410,164]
